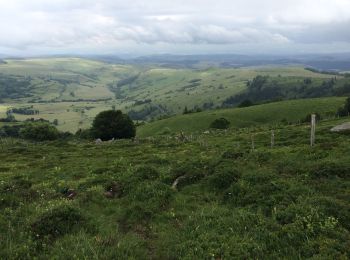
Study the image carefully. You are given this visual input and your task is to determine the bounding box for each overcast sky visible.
[0,0,350,56]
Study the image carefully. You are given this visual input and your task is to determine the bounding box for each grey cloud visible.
[0,0,349,54]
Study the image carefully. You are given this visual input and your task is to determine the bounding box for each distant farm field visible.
[0,58,348,132]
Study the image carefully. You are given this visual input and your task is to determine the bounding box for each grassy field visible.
[1,116,349,259]
[8,102,116,133]
[1,58,343,132]
[0,104,8,117]
[138,97,346,137]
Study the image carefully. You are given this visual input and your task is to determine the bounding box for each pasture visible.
[138,97,346,136]
[1,116,349,259]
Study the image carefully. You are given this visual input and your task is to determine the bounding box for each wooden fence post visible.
[310,114,316,147]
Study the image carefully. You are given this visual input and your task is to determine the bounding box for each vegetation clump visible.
[210,117,230,129]
[337,97,350,117]
[19,123,59,141]
[91,110,136,140]
[31,206,89,242]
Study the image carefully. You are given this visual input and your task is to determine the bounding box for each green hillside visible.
[2,58,348,132]
[1,117,349,259]
[138,97,346,137]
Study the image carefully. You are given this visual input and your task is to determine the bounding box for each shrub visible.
[31,206,88,241]
[19,123,59,141]
[336,97,350,117]
[120,182,173,227]
[91,110,136,140]
[167,162,209,189]
[238,99,254,108]
[133,166,160,181]
[75,128,93,140]
[222,149,245,159]
[210,118,230,129]
[208,168,241,191]
[0,124,23,137]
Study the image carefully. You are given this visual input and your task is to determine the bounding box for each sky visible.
[0,0,350,56]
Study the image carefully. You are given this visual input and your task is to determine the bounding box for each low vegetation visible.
[1,115,349,258]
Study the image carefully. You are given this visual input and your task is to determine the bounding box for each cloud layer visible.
[0,0,350,55]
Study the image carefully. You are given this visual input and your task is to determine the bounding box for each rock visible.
[330,122,350,132]
[104,191,114,199]
[66,189,77,199]
[95,138,103,144]
[104,181,123,198]
[108,138,115,143]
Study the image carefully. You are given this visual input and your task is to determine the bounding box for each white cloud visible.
[0,0,349,55]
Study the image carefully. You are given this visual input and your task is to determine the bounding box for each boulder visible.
[330,122,350,132]
[95,138,103,144]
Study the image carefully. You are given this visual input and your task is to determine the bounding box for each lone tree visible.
[91,110,136,140]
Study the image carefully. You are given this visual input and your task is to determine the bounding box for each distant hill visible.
[137,97,346,137]
[0,57,349,132]
[113,53,350,71]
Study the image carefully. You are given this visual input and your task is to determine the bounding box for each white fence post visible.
[310,114,316,147]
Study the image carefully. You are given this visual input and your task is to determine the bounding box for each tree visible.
[91,110,136,140]
[183,106,189,114]
[210,118,230,129]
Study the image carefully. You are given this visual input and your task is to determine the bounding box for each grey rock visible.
[330,122,350,132]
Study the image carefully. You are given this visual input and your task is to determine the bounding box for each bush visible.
[120,181,173,227]
[238,99,254,108]
[133,166,160,181]
[31,206,88,241]
[336,97,350,117]
[210,118,230,129]
[0,124,22,138]
[208,168,241,191]
[75,128,93,140]
[19,123,59,141]
[91,110,136,140]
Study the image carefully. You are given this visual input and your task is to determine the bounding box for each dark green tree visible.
[183,106,189,114]
[91,110,136,140]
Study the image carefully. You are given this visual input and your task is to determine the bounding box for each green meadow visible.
[1,57,350,258]
[1,116,349,259]
[138,97,346,136]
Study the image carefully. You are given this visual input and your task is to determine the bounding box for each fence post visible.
[271,130,275,148]
[310,114,316,147]
[251,135,255,150]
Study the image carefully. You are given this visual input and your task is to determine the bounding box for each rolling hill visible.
[0,57,349,132]
[138,97,347,137]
